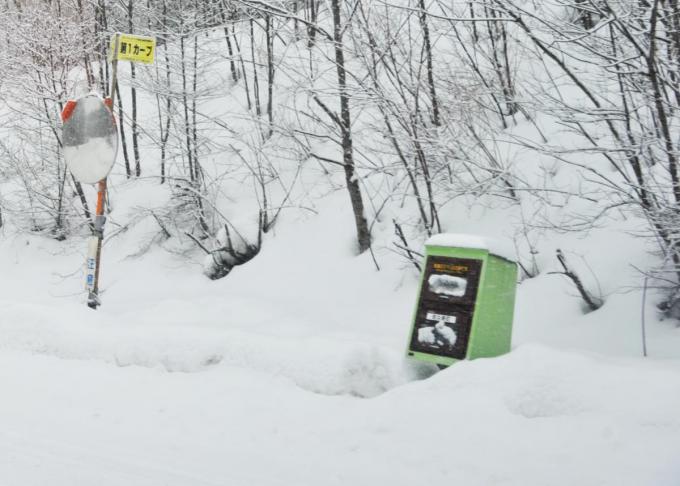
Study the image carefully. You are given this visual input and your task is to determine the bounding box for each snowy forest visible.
[3,0,680,293]
[1,1,680,484]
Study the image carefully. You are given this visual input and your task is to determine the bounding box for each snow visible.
[62,95,118,185]
[0,346,678,486]
[418,326,437,344]
[63,135,117,184]
[426,233,517,262]
[418,322,458,347]
[428,273,468,298]
[1,7,680,486]
[433,321,457,345]
[1,198,680,484]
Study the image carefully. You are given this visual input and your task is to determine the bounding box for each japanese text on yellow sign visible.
[110,33,155,64]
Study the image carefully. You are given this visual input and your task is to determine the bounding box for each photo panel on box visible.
[420,256,483,306]
[410,304,473,360]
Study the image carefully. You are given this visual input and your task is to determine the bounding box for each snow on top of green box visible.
[426,233,517,262]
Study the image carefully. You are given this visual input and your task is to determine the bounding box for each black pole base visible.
[87,291,101,309]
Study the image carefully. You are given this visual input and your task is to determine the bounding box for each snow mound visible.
[0,300,428,398]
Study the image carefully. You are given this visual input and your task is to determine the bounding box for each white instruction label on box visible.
[426,312,457,324]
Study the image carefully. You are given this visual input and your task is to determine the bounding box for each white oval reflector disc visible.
[62,94,118,184]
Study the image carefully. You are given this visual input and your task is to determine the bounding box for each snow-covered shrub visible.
[202,223,260,280]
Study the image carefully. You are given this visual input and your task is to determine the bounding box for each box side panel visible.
[405,254,433,361]
[467,255,518,359]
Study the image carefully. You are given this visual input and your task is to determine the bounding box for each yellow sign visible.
[110,33,155,64]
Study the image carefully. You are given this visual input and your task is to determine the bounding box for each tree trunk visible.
[128,0,141,176]
[418,0,440,126]
[116,83,132,178]
[266,14,275,138]
[331,0,371,253]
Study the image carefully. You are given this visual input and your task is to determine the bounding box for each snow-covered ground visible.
[2,345,679,486]
[1,193,680,485]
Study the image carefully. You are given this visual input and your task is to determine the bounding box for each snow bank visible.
[0,298,431,398]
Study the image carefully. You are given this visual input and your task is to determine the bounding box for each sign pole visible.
[109,33,120,108]
[82,32,155,308]
[87,34,119,309]
[87,179,107,308]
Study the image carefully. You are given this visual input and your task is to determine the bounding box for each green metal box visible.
[406,234,518,367]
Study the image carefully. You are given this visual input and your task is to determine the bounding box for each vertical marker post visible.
[87,34,120,309]
[87,179,107,308]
